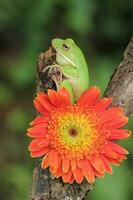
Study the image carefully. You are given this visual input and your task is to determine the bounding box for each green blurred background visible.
[0,0,133,199]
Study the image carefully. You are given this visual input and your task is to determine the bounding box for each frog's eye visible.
[62,43,70,51]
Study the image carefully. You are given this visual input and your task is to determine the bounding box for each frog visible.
[49,38,89,102]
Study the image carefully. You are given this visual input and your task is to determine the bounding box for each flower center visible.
[69,128,78,137]
[48,105,107,159]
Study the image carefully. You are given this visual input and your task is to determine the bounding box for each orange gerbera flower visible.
[27,87,131,184]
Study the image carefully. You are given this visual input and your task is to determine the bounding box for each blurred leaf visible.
[5,108,29,131]
[7,50,36,88]
[101,17,127,40]
[90,56,117,94]
[65,0,97,33]
[7,165,31,200]
[0,83,14,105]
[88,163,131,200]
[0,0,29,31]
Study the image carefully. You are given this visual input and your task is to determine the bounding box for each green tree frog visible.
[51,38,89,102]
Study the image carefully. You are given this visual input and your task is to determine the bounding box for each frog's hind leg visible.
[60,80,74,104]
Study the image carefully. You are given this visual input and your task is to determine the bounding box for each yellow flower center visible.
[48,105,108,160]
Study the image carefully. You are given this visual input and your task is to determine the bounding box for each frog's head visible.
[52,38,76,66]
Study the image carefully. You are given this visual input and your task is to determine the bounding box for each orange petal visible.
[38,139,50,148]
[108,142,129,155]
[99,107,123,122]
[37,92,54,113]
[82,159,95,183]
[28,139,42,151]
[109,129,131,140]
[58,88,71,105]
[107,157,121,166]
[33,99,49,116]
[28,139,49,151]
[62,158,70,173]
[54,155,62,173]
[30,147,50,157]
[101,155,113,174]
[93,168,104,178]
[117,153,127,161]
[77,160,83,168]
[49,150,61,173]
[50,166,54,173]
[103,145,117,158]
[105,115,128,129]
[54,164,63,178]
[27,125,48,138]
[69,176,74,184]
[94,98,113,112]
[30,116,49,126]
[62,168,72,182]
[41,153,50,169]
[73,166,84,183]
[71,160,77,171]
[90,157,105,174]
[78,86,101,106]
[48,90,62,107]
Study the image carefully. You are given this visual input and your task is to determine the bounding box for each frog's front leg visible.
[61,65,79,79]
[60,79,75,103]
[42,64,62,74]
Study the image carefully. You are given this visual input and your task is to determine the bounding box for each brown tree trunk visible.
[29,36,133,200]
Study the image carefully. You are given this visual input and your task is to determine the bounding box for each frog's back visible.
[71,45,89,100]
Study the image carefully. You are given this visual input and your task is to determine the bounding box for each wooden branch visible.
[29,36,133,200]
[105,36,133,115]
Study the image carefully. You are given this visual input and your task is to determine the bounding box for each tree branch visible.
[105,36,133,115]
[29,36,133,200]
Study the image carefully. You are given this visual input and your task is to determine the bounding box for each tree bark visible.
[29,36,133,200]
